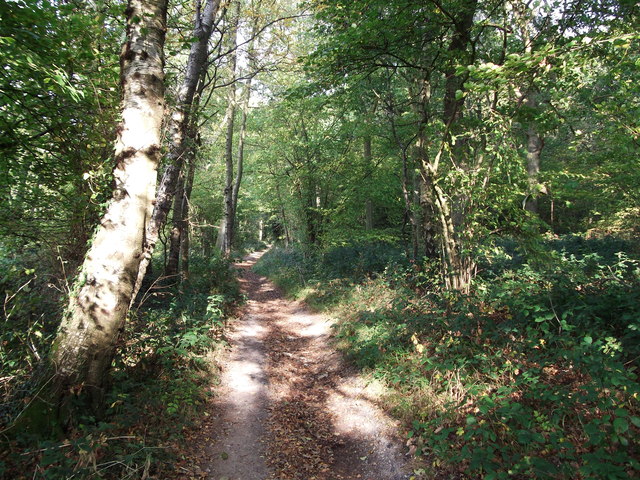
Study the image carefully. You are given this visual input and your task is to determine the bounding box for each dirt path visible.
[184,251,411,480]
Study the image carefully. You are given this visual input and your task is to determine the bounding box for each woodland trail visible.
[178,250,412,480]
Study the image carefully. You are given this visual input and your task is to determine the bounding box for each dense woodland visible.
[0,0,639,477]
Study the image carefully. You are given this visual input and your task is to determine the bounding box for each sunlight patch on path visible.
[267,294,411,479]
[204,310,270,479]
[289,310,331,338]
[201,249,410,480]
[327,376,410,480]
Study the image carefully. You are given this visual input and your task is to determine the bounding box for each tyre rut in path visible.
[196,251,411,480]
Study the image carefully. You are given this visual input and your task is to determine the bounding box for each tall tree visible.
[166,124,198,280]
[513,0,545,214]
[180,151,198,277]
[132,0,222,300]
[46,0,168,417]
[363,135,374,230]
[165,169,186,280]
[217,0,240,254]
[425,0,478,290]
[229,13,259,249]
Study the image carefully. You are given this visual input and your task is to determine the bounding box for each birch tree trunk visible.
[48,0,168,415]
[131,0,221,301]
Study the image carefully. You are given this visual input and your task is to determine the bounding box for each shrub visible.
[1,252,241,479]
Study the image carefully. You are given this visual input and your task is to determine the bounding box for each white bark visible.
[50,0,168,406]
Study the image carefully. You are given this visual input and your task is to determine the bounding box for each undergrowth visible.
[256,238,640,479]
[0,252,241,479]
[253,240,406,309]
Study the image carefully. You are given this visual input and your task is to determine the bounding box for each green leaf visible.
[613,417,628,434]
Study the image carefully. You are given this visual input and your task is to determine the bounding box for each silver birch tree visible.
[48,0,168,414]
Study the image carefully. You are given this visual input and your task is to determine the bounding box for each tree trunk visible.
[283,212,291,246]
[363,136,374,230]
[388,107,420,259]
[219,98,236,253]
[401,148,419,260]
[433,0,478,291]
[394,121,419,260]
[131,0,221,302]
[443,0,477,135]
[48,0,167,417]
[180,154,196,278]
[524,94,544,214]
[420,189,437,259]
[166,124,199,280]
[218,99,236,254]
[517,5,544,214]
[202,225,213,257]
[217,2,239,255]
[275,181,291,245]
[229,76,252,247]
[216,215,228,252]
[165,171,185,281]
[228,17,258,249]
[365,199,374,230]
[432,179,473,291]
[416,129,437,260]
[302,180,320,245]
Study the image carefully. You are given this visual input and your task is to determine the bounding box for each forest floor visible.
[174,250,413,480]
